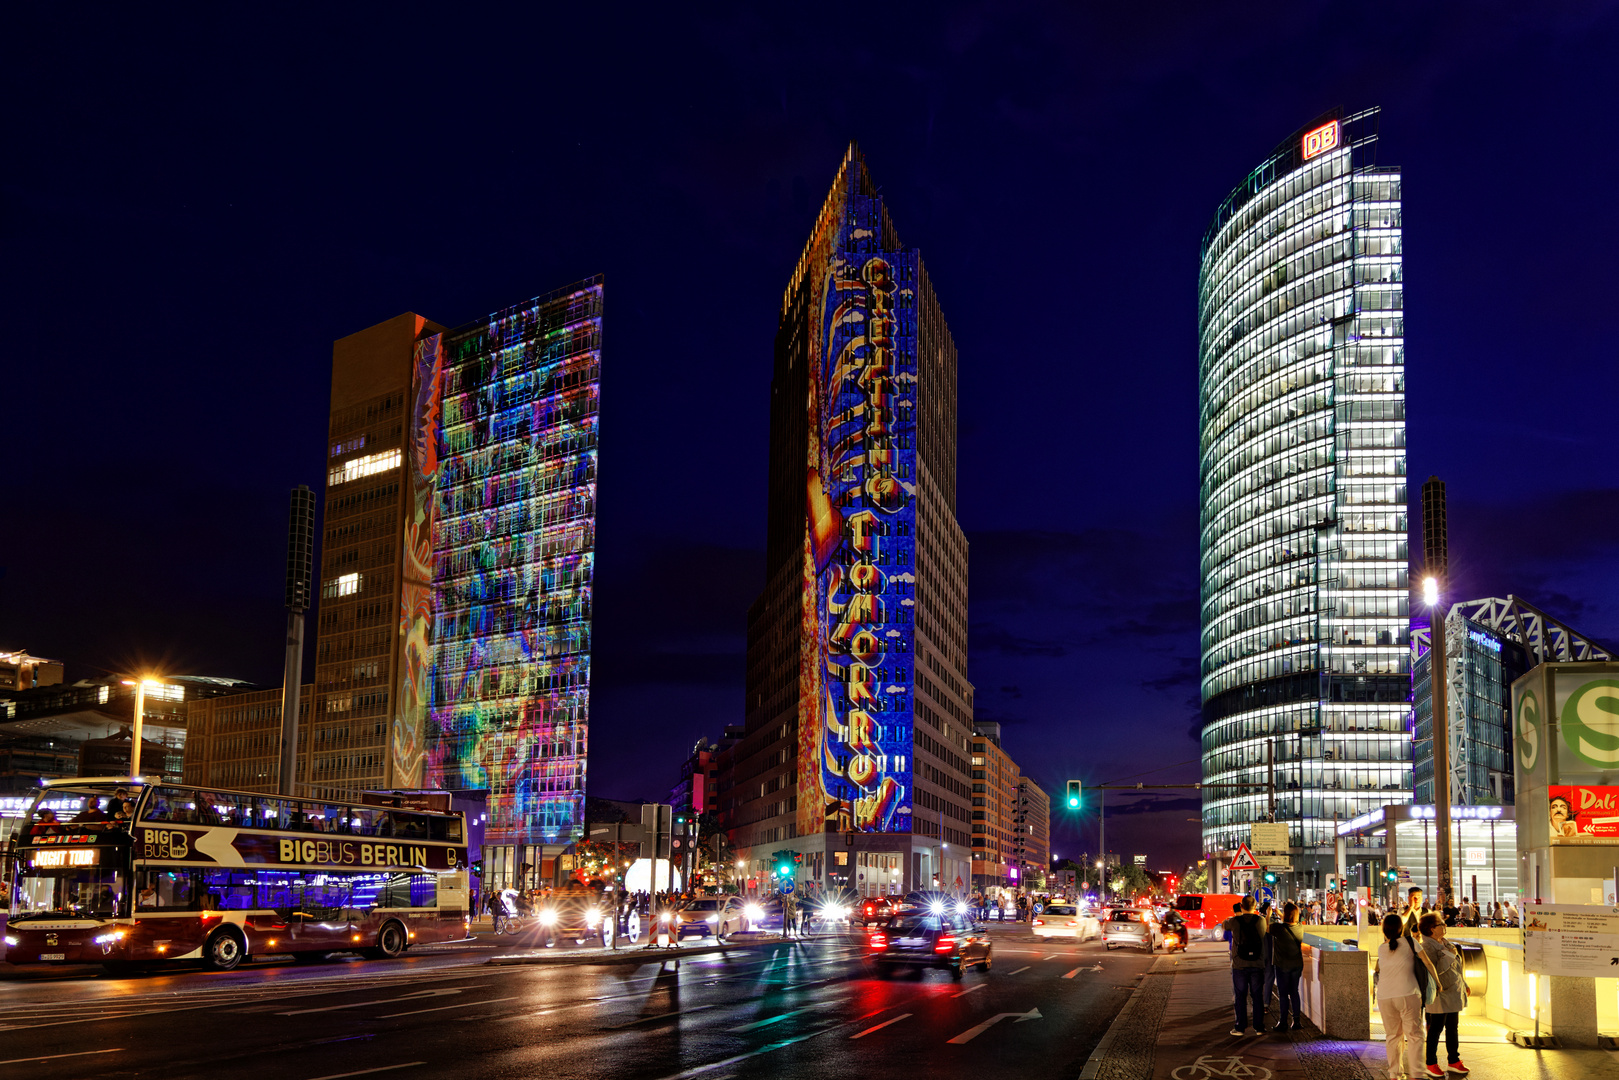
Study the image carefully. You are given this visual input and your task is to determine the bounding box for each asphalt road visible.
[0,929,1157,1080]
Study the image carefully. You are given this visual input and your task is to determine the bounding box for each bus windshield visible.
[12,867,129,919]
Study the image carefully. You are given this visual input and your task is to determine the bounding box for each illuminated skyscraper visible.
[1198,110,1410,877]
[199,281,610,895]
[727,147,974,896]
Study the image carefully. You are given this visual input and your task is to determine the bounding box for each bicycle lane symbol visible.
[1170,1055,1273,1080]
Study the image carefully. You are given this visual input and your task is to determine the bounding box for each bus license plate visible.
[41,952,65,960]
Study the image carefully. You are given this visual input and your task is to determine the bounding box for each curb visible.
[487,941,770,966]
[1079,954,1174,1080]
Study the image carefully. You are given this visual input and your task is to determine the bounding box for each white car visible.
[676,895,747,940]
[1031,903,1101,940]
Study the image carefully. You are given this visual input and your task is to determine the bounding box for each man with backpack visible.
[1223,894,1267,1036]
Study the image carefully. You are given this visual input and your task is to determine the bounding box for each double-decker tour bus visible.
[5,777,471,972]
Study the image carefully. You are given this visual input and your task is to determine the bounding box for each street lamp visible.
[119,675,167,778]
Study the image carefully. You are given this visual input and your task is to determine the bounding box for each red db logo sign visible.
[1302,120,1340,160]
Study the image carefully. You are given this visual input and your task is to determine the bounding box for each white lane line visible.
[1041,954,1059,960]
[1006,966,1030,976]
[305,1065,425,1080]
[1061,967,1081,979]
[728,1000,836,1032]
[653,1022,840,1079]
[279,988,462,1016]
[0,1048,124,1065]
[380,995,519,1018]
[608,1003,718,1029]
[850,1013,911,1039]
[952,984,986,998]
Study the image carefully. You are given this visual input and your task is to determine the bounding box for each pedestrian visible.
[1269,902,1304,1032]
[1416,913,1469,1077]
[1374,913,1424,1080]
[1223,895,1267,1036]
[1398,887,1424,937]
[1258,900,1276,1015]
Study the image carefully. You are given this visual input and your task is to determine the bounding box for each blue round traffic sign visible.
[780,882,795,894]
[1258,886,1274,901]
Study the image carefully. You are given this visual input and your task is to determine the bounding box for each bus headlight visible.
[4,935,17,947]
[539,910,558,926]
[94,931,125,945]
[586,910,601,927]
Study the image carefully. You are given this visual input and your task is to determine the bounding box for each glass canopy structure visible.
[1198,109,1411,861]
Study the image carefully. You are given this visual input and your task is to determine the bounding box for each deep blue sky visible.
[5,3,1616,869]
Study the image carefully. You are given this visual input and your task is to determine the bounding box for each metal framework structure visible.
[1411,595,1614,664]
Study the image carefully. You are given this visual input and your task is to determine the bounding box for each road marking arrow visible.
[947,1008,1042,1044]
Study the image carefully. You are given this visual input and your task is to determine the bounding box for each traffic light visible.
[1385,868,1399,884]
[1263,870,1277,885]
[773,850,794,878]
[1066,780,1081,809]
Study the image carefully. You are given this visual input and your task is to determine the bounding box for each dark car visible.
[858,896,898,928]
[867,909,991,979]
[538,889,614,948]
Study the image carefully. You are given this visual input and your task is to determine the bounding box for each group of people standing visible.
[1223,887,1474,1079]
[1222,895,1307,1035]
[1376,887,1472,1078]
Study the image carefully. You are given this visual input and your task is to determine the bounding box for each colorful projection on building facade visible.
[425,280,602,846]
[798,164,917,836]
[393,332,444,789]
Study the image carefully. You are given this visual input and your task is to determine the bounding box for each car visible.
[676,896,746,939]
[1031,903,1101,941]
[1102,907,1163,951]
[857,896,898,928]
[741,896,785,931]
[867,909,991,979]
[538,889,615,948]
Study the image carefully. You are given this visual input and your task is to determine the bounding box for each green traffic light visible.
[1067,796,1079,808]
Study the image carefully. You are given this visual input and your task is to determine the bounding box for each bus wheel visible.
[365,921,407,960]
[205,929,246,971]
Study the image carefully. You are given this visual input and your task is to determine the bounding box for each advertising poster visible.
[1522,903,1619,976]
[1547,785,1619,843]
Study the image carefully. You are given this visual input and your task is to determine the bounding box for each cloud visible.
[972,622,1067,657]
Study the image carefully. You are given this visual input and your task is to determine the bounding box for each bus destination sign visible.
[138,827,458,871]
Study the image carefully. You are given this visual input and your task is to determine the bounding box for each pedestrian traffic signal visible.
[1066,780,1081,809]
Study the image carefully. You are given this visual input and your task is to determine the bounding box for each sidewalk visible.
[1082,944,1619,1080]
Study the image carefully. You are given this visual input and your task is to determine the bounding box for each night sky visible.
[6,4,1617,870]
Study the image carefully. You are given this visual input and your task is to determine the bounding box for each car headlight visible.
[929,901,945,915]
[744,904,763,921]
[539,910,558,926]
[955,902,968,915]
[706,914,719,923]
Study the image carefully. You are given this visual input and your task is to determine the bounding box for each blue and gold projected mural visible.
[425,279,602,845]
[800,168,918,837]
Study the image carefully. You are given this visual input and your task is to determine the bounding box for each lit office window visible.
[323,573,360,599]
[328,448,401,485]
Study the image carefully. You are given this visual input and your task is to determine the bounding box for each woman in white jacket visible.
[1374,912,1423,1079]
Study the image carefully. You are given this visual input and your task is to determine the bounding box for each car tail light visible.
[869,933,887,950]
[1031,918,1044,926]
[935,935,956,954]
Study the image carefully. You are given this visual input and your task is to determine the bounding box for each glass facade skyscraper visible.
[425,280,603,847]
[1198,109,1411,864]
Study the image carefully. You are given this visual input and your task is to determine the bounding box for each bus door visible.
[289,873,355,952]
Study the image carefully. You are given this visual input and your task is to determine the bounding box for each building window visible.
[328,448,401,485]
[323,573,361,599]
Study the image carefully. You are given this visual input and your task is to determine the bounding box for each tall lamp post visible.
[121,676,167,778]
[1421,476,1452,912]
